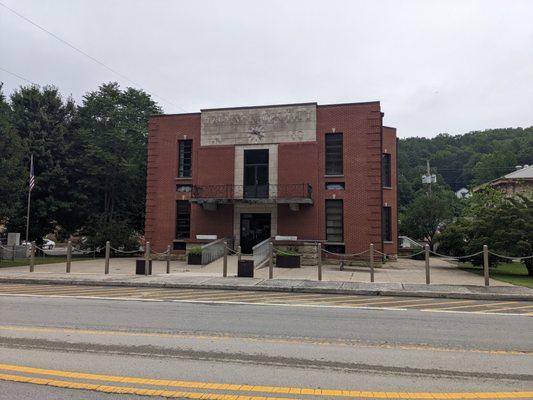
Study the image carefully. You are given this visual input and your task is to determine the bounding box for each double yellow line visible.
[0,363,531,399]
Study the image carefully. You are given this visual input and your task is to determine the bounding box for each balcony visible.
[191,184,313,205]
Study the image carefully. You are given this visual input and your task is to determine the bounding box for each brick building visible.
[145,101,397,256]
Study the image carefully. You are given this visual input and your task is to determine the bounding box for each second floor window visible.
[178,140,192,178]
[382,153,391,187]
[325,133,343,175]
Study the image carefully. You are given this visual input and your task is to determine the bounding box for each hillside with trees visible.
[398,127,533,211]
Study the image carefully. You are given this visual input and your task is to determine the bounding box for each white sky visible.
[1,0,532,137]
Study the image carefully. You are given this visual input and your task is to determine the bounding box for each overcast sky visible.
[1,0,532,138]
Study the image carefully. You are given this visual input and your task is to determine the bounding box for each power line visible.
[0,1,185,111]
[0,66,37,86]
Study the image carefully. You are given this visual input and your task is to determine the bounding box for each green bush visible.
[188,246,203,255]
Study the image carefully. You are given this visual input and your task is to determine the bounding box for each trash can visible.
[237,260,254,278]
[136,259,152,275]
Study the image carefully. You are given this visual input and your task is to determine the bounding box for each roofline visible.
[151,100,383,118]
[201,102,317,112]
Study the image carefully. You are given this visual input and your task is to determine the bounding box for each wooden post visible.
[144,242,151,275]
[30,241,35,272]
[425,244,430,284]
[483,244,489,287]
[370,243,375,283]
[317,243,322,281]
[166,244,171,274]
[104,241,110,274]
[268,242,274,279]
[223,240,228,277]
[66,240,72,273]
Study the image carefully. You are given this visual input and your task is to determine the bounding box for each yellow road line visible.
[436,301,518,311]
[400,300,477,309]
[0,364,532,399]
[482,304,533,313]
[332,297,434,307]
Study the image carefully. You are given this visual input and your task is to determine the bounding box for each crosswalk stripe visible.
[478,303,533,313]
[399,300,476,309]
[435,301,518,310]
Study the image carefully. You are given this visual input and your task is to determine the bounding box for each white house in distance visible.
[455,187,470,199]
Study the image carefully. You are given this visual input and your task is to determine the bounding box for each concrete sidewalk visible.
[0,269,531,301]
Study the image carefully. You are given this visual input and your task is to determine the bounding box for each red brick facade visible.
[145,101,397,256]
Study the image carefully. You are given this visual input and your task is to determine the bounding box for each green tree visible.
[7,85,76,242]
[400,189,457,249]
[439,190,533,276]
[0,84,26,225]
[71,83,161,248]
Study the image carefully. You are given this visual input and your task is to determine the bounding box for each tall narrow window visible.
[325,133,343,175]
[382,153,391,187]
[382,206,392,242]
[326,199,343,242]
[176,200,191,239]
[178,140,192,178]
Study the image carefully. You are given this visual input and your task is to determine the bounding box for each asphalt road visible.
[0,295,532,399]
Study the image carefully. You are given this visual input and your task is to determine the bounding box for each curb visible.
[0,276,532,302]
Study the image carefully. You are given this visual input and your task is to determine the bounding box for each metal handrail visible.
[252,238,271,268]
[200,237,234,265]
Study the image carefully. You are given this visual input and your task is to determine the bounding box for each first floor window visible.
[382,206,392,242]
[176,201,191,239]
[326,199,343,242]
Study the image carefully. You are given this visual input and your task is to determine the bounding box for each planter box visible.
[238,260,254,277]
[276,254,301,268]
[187,253,203,265]
[135,259,152,275]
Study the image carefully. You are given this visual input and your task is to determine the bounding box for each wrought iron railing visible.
[192,184,312,200]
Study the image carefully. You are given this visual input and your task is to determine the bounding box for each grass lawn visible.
[0,256,93,268]
[459,262,533,288]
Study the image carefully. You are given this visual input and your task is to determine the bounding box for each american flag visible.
[29,154,35,192]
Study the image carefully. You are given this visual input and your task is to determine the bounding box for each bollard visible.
[425,244,430,284]
[268,242,274,279]
[317,243,322,281]
[30,241,36,272]
[369,243,375,283]
[237,245,242,263]
[166,244,171,274]
[66,240,72,273]
[144,242,151,276]
[223,240,228,277]
[483,244,489,287]
[104,241,110,274]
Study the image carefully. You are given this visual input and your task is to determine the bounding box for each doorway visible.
[240,213,271,253]
[243,149,269,198]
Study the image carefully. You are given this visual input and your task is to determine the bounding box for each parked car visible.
[42,239,55,250]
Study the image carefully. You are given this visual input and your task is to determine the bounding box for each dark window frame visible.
[178,139,192,178]
[382,153,392,188]
[325,199,344,243]
[325,133,343,175]
[382,206,392,242]
[176,200,191,239]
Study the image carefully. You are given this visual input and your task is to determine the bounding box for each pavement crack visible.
[0,337,531,382]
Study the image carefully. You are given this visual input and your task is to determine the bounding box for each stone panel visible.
[201,104,316,146]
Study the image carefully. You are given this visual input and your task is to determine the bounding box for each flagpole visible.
[25,154,33,243]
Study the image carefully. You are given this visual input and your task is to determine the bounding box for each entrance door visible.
[243,149,269,198]
[240,213,271,253]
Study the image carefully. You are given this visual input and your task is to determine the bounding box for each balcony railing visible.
[191,184,312,203]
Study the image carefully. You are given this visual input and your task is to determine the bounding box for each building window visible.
[325,133,343,175]
[176,200,191,239]
[176,184,192,193]
[382,206,392,242]
[382,153,391,187]
[178,140,192,178]
[326,199,343,242]
[325,182,345,190]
